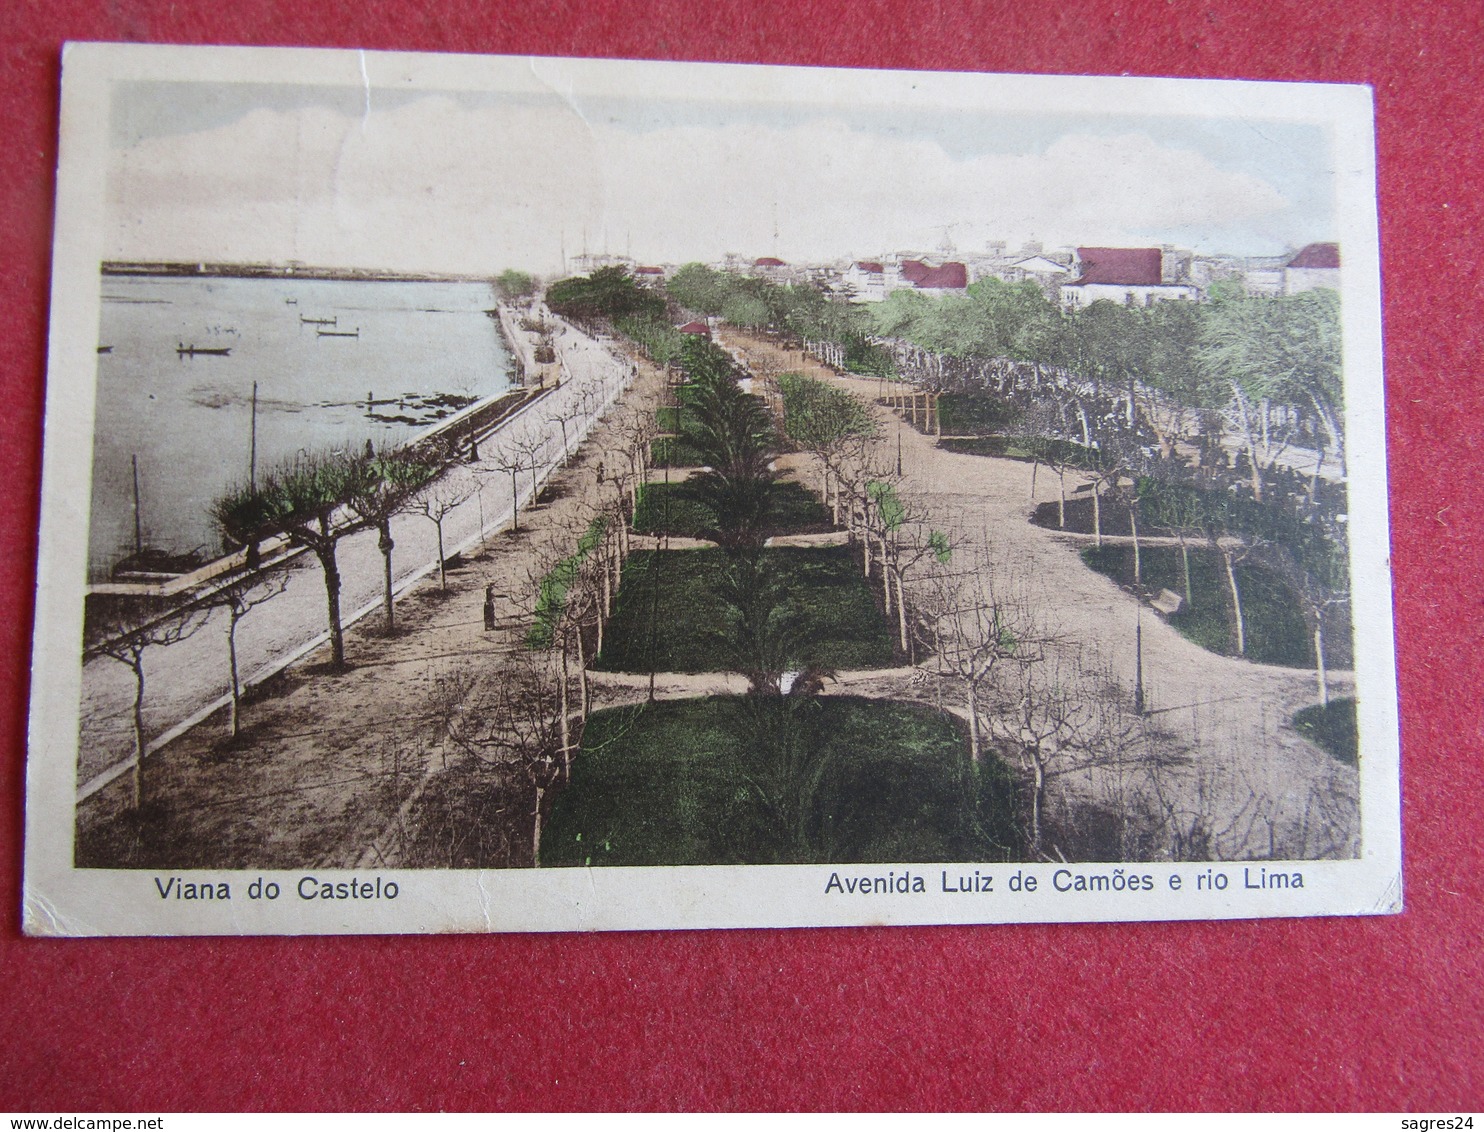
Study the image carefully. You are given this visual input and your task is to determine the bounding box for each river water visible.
[89,274,512,577]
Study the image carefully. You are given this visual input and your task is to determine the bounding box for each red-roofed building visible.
[914,261,968,291]
[897,259,931,285]
[678,320,711,337]
[1284,243,1340,294]
[840,260,888,301]
[839,256,968,301]
[1061,247,1198,309]
[750,255,803,283]
[892,259,967,290]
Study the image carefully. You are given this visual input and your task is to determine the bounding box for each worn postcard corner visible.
[23,43,1400,935]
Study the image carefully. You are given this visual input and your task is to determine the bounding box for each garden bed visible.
[1292,698,1359,765]
[939,435,1095,468]
[632,480,833,539]
[928,392,1022,436]
[593,545,895,673]
[541,695,1021,866]
[649,436,707,468]
[1080,544,1353,668]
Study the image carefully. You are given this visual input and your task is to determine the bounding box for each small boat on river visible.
[317,328,360,338]
[177,343,231,357]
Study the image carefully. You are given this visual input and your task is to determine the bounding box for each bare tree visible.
[520,514,607,780]
[485,444,529,534]
[88,605,205,810]
[510,429,554,514]
[345,450,440,634]
[547,400,585,467]
[200,569,289,740]
[410,477,476,591]
[993,655,1151,858]
[613,405,658,523]
[433,652,561,866]
[916,548,1051,767]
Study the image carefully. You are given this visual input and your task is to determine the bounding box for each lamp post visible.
[1134,600,1146,716]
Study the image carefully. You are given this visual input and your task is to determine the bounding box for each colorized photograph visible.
[24,46,1398,933]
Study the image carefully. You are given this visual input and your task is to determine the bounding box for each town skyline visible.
[106,75,1340,275]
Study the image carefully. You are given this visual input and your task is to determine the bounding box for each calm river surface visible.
[90,274,512,577]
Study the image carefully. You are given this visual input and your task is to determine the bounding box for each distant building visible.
[1188,254,1244,291]
[839,261,888,302]
[678,320,711,338]
[1060,247,1198,309]
[1284,243,1340,294]
[998,255,1071,298]
[750,256,802,283]
[897,259,968,294]
[836,257,967,301]
[634,265,668,286]
[1241,254,1289,297]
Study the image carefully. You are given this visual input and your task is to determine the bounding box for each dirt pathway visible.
[75,313,635,802]
[76,337,669,869]
[720,329,1359,859]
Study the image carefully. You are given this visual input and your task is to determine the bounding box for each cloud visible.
[108,94,1300,270]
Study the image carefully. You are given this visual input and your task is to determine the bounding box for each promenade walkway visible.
[75,310,637,804]
[719,329,1359,859]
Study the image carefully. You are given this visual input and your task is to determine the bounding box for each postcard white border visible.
[23,42,1400,936]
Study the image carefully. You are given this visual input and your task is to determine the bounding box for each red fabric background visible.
[1,0,1480,1112]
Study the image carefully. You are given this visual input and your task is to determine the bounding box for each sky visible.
[105,77,1339,274]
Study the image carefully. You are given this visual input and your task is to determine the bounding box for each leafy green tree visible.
[720,290,774,330]
[1264,521,1350,706]
[1138,474,1204,607]
[966,277,1062,360]
[666,262,730,316]
[1139,300,1225,455]
[547,266,665,329]
[614,314,688,369]
[1199,289,1345,496]
[347,451,441,633]
[214,449,429,669]
[495,269,537,303]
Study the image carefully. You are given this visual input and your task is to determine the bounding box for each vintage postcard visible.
[23,43,1399,935]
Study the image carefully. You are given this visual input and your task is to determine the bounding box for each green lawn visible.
[933,392,1023,436]
[1080,544,1352,668]
[941,435,1097,467]
[654,404,695,438]
[593,545,895,673]
[632,479,833,539]
[1292,698,1358,765]
[541,696,1022,865]
[650,436,707,468]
